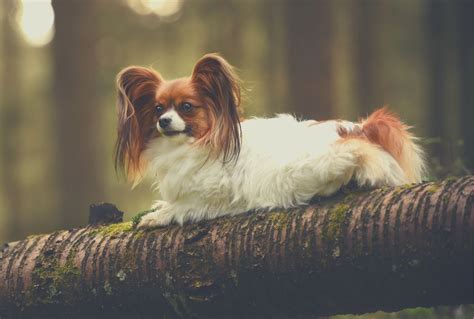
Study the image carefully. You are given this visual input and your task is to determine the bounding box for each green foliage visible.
[331,305,474,319]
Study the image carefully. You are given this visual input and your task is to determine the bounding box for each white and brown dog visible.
[114,53,425,228]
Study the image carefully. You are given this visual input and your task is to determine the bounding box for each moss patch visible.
[267,211,291,227]
[103,281,113,295]
[426,183,441,194]
[28,246,81,306]
[323,203,349,243]
[96,221,133,237]
[393,184,413,194]
[26,233,47,240]
[131,211,152,228]
[444,176,459,183]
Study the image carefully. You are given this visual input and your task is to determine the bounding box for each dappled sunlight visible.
[16,0,55,47]
[126,0,183,17]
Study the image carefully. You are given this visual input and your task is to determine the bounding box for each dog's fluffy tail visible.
[361,107,426,183]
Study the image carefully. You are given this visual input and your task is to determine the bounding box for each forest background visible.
[0,1,472,318]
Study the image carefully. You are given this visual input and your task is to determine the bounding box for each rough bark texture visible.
[0,177,472,319]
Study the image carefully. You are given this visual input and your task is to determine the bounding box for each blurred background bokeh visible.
[0,0,472,317]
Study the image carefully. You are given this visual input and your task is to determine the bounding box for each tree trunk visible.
[0,0,23,241]
[426,0,465,176]
[0,176,472,319]
[353,0,376,114]
[51,0,104,227]
[285,0,334,120]
[455,0,474,172]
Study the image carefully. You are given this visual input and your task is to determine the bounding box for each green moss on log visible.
[268,211,291,227]
[86,221,145,241]
[131,211,151,228]
[426,183,441,193]
[393,184,414,194]
[323,203,349,243]
[96,221,133,236]
[27,246,81,306]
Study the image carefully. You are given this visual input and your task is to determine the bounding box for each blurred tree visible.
[51,0,104,227]
[426,0,469,176]
[198,0,243,65]
[456,0,474,172]
[0,0,22,240]
[261,1,288,114]
[353,0,376,114]
[285,0,334,120]
[427,0,451,174]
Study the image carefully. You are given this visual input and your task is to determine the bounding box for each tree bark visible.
[0,176,472,319]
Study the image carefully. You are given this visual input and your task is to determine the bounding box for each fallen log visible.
[0,176,472,318]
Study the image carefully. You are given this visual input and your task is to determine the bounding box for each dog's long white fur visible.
[138,114,424,228]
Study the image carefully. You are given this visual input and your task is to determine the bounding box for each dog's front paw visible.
[137,208,174,229]
[151,200,168,210]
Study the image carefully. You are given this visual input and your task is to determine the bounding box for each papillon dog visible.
[115,53,425,228]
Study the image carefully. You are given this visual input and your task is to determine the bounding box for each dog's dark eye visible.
[180,102,193,113]
[155,104,164,114]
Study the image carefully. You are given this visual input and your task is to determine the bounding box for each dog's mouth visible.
[162,130,183,137]
[161,126,192,137]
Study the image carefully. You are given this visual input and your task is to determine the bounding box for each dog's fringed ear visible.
[191,53,242,163]
[115,66,162,183]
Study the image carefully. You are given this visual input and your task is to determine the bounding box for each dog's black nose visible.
[159,117,171,128]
